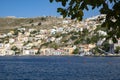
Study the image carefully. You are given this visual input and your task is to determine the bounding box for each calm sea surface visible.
[0,56,120,80]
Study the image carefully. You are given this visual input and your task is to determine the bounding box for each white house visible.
[23,49,38,55]
[29,29,36,32]
[24,32,30,37]
[0,43,4,48]
[4,50,15,55]
[53,49,64,55]
[4,43,10,49]
[9,38,15,43]
[63,20,68,24]
[7,32,13,36]
[13,41,23,50]
[56,27,64,32]
[97,30,107,36]
[50,29,56,34]
[18,28,26,31]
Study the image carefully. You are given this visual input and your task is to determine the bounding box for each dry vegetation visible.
[0,16,63,33]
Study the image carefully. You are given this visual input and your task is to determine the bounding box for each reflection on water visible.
[0,56,120,80]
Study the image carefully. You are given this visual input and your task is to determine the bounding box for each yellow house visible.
[62,47,74,55]
[0,48,5,56]
[89,44,96,49]
[10,31,14,34]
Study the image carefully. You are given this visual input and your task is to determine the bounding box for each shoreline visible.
[0,54,120,57]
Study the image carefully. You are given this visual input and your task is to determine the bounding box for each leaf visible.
[49,0,54,3]
[113,2,120,10]
[77,17,82,21]
[71,14,76,19]
[63,10,67,18]
[85,5,89,10]
[92,6,96,9]
[112,36,117,43]
[62,1,67,7]
[101,22,108,28]
[57,8,64,12]
[109,0,113,3]
[69,0,75,5]
[56,0,62,2]
[78,10,83,16]
[80,2,85,10]
[63,13,67,18]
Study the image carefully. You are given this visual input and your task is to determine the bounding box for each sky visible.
[0,0,100,18]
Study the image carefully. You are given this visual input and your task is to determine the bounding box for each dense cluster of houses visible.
[0,15,119,56]
[0,27,77,56]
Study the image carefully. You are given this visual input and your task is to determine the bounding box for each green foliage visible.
[55,33,62,38]
[92,47,100,55]
[11,46,20,55]
[90,34,99,44]
[50,0,120,42]
[29,19,34,23]
[101,41,110,52]
[38,22,41,26]
[11,46,17,51]
[72,31,79,35]
[70,35,78,40]
[83,28,88,32]
[60,33,67,37]
[42,42,50,47]
[0,39,3,43]
[115,46,120,53]
[86,38,91,44]
[74,39,81,45]
[82,28,89,36]
[50,42,59,50]
[13,28,19,35]
[73,48,79,54]
[30,30,37,34]
[35,50,40,55]
[31,24,34,27]
[40,17,46,21]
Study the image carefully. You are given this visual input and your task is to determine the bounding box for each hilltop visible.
[0,15,105,33]
[0,16,65,33]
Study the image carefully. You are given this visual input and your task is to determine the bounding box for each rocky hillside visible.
[0,16,65,33]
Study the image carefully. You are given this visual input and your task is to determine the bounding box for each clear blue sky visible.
[0,0,100,18]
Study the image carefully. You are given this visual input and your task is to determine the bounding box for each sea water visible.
[0,56,120,80]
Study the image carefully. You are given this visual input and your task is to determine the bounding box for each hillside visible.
[0,15,120,56]
[0,16,65,33]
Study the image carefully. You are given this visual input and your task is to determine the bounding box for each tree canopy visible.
[50,0,120,42]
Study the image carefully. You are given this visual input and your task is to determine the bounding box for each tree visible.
[70,35,78,40]
[74,39,81,45]
[73,48,79,54]
[50,0,120,42]
[11,46,20,55]
[90,34,100,44]
[29,19,34,23]
[101,41,110,52]
[51,43,59,50]
[115,46,120,53]
[38,22,41,26]
[13,28,19,36]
